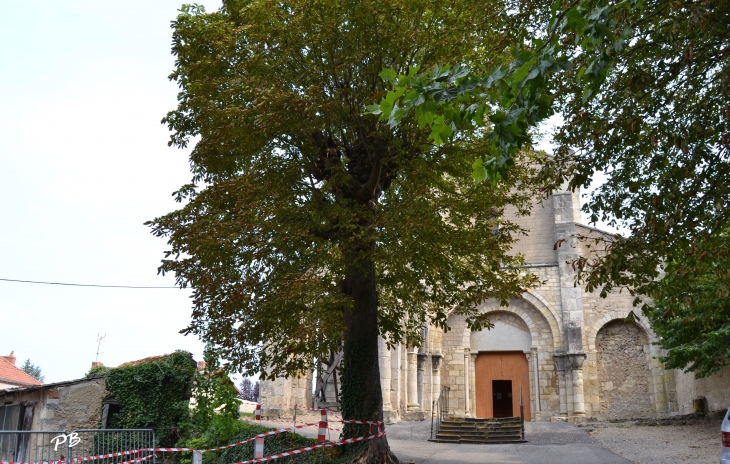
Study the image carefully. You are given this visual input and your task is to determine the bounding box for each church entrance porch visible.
[475,351,531,420]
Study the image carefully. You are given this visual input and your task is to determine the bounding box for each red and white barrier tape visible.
[242,416,342,431]
[335,419,384,425]
[203,423,322,452]
[247,417,380,428]
[4,413,381,464]
[152,422,322,454]
[0,461,66,464]
[1,451,156,464]
[257,404,342,419]
[147,448,194,452]
[243,418,294,424]
[233,429,386,464]
[116,454,155,464]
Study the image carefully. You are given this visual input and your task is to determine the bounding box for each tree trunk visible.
[341,252,399,464]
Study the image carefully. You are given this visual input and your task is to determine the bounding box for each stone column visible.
[392,344,401,416]
[401,344,408,412]
[554,192,586,348]
[470,352,478,418]
[569,353,586,416]
[407,347,420,411]
[525,350,534,421]
[464,348,471,418]
[431,353,442,403]
[531,347,541,418]
[417,353,427,408]
[378,336,393,413]
[553,352,569,417]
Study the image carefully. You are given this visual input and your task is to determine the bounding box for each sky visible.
[0,1,223,383]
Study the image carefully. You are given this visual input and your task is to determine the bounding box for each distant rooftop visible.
[0,351,43,387]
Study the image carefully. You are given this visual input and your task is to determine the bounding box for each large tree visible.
[376,0,730,371]
[149,1,540,461]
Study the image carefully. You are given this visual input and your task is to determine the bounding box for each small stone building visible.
[261,188,730,422]
[0,376,107,432]
[0,354,199,432]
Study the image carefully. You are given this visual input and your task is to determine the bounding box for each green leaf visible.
[379,68,397,83]
[472,157,488,183]
[365,104,382,115]
[511,60,533,84]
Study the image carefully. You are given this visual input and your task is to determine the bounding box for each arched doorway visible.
[472,312,532,420]
[596,320,653,419]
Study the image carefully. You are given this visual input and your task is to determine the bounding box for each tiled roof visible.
[0,357,43,387]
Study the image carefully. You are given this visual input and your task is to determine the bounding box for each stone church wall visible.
[674,366,730,415]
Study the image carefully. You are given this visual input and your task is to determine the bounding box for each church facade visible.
[260,189,730,422]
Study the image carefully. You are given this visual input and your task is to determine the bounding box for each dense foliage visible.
[181,347,241,450]
[547,0,730,304]
[650,252,730,378]
[181,355,358,464]
[376,0,730,372]
[101,351,197,446]
[20,359,45,383]
[203,422,361,464]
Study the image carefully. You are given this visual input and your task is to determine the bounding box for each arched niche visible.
[595,319,653,419]
[469,311,532,352]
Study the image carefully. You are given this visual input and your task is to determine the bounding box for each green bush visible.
[196,421,367,464]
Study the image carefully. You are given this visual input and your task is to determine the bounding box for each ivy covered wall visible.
[90,351,197,446]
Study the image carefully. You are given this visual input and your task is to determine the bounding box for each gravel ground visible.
[247,414,723,463]
[581,419,722,464]
[386,419,631,463]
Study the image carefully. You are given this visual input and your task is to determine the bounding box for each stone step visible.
[439,426,478,432]
[438,428,484,434]
[436,434,486,441]
[487,432,522,439]
[495,424,522,431]
[437,429,486,436]
[432,417,526,445]
[436,431,477,437]
[459,438,489,444]
[441,422,494,429]
[429,438,528,444]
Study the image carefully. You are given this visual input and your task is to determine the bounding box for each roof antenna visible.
[96,333,106,361]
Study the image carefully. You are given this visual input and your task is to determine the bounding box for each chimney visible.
[2,351,16,365]
[197,361,206,371]
[91,361,104,368]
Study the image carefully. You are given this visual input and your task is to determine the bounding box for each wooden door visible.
[475,351,531,420]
